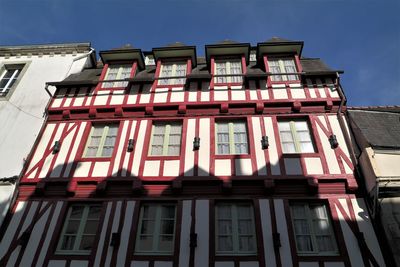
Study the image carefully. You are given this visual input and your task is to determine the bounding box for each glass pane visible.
[218,220,232,235]
[282,143,296,153]
[85,147,98,157]
[217,123,229,132]
[138,235,153,251]
[294,219,310,235]
[278,122,291,131]
[152,135,164,145]
[297,131,312,142]
[161,206,176,219]
[151,145,163,155]
[101,147,113,157]
[291,205,306,218]
[142,205,157,219]
[161,220,175,235]
[159,235,173,252]
[237,205,251,218]
[316,236,335,252]
[217,205,232,219]
[217,144,229,154]
[167,145,180,156]
[88,206,101,219]
[70,206,84,219]
[313,220,330,235]
[140,220,155,235]
[79,235,95,250]
[238,220,252,234]
[281,132,294,142]
[239,236,255,252]
[61,235,76,250]
[300,142,314,153]
[217,236,233,251]
[83,220,99,235]
[296,236,313,252]
[295,121,309,131]
[65,221,80,234]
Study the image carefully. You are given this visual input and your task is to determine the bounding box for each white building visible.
[0,43,95,227]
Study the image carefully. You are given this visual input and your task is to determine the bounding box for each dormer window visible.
[267,58,298,82]
[158,62,187,86]
[214,59,242,84]
[102,64,132,88]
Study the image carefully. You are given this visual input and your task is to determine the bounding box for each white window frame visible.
[215,202,257,255]
[214,59,243,84]
[56,204,101,255]
[158,62,187,85]
[149,122,182,156]
[278,120,315,154]
[0,64,25,97]
[215,121,248,155]
[135,203,177,255]
[267,58,298,81]
[83,124,119,158]
[102,64,132,88]
[290,203,339,256]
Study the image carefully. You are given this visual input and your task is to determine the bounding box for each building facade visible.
[0,43,96,228]
[0,39,386,267]
[348,107,400,266]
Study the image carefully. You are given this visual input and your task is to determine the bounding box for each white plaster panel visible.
[324,262,345,267]
[184,119,195,176]
[84,95,93,106]
[235,158,253,176]
[127,85,140,104]
[272,88,288,99]
[112,120,128,176]
[48,260,66,267]
[105,201,122,267]
[304,157,323,175]
[215,262,234,267]
[352,198,386,267]
[92,161,110,177]
[19,201,39,237]
[201,82,210,102]
[63,90,73,107]
[231,85,246,100]
[179,201,192,267]
[259,199,276,267]
[139,84,152,104]
[121,120,137,176]
[284,158,302,175]
[170,87,185,102]
[110,91,125,105]
[328,116,353,173]
[316,123,341,174]
[260,80,269,100]
[318,87,326,98]
[299,262,319,267]
[274,199,293,267]
[163,160,180,177]
[317,115,328,129]
[195,200,209,267]
[214,86,228,101]
[131,261,149,267]
[215,159,231,176]
[131,120,147,176]
[249,81,258,100]
[240,262,259,267]
[0,202,26,258]
[251,117,267,175]
[154,262,173,267]
[264,117,280,175]
[36,202,63,267]
[188,82,197,102]
[73,161,91,177]
[375,152,400,177]
[70,261,88,267]
[50,123,76,177]
[94,90,110,106]
[143,160,160,176]
[94,202,112,267]
[51,98,62,108]
[72,88,86,106]
[117,201,136,267]
[290,87,306,99]
[309,87,317,98]
[6,247,20,267]
[271,84,286,88]
[64,121,87,177]
[198,118,210,176]
[153,87,168,103]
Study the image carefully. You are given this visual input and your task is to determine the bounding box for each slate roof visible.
[300,58,334,73]
[348,108,400,149]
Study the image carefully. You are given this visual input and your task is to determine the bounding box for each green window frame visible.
[56,204,102,255]
[267,58,298,81]
[215,202,257,255]
[102,64,132,88]
[278,120,315,154]
[290,203,338,255]
[215,121,248,155]
[149,122,182,156]
[135,203,177,255]
[84,124,119,158]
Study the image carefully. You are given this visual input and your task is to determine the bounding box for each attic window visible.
[268,58,298,82]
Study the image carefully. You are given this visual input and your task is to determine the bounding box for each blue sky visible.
[0,0,399,106]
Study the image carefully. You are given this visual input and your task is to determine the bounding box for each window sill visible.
[80,157,112,162]
[215,154,251,159]
[146,155,181,160]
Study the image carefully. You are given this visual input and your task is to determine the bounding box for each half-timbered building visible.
[0,39,386,267]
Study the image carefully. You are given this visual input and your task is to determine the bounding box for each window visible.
[0,64,24,97]
[268,58,298,81]
[56,204,101,255]
[216,121,248,155]
[290,203,338,255]
[158,62,187,85]
[278,120,315,153]
[214,60,242,84]
[135,203,176,255]
[149,122,182,156]
[102,64,132,88]
[215,203,257,255]
[84,124,119,158]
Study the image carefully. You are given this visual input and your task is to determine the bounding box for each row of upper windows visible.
[83,119,315,159]
[56,202,338,256]
[101,57,299,88]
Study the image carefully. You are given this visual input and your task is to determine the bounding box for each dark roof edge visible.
[0,42,92,56]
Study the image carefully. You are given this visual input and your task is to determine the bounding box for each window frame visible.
[56,203,102,255]
[83,123,119,158]
[101,63,133,88]
[0,62,29,100]
[278,119,316,154]
[215,120,249,155]
[135,203,177,255]
[213,58,243,85]
[214,202,257,256]
[157,61,188,86]
[267,57,299,82]
[148,121,182,157]
[289,202,339,256]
